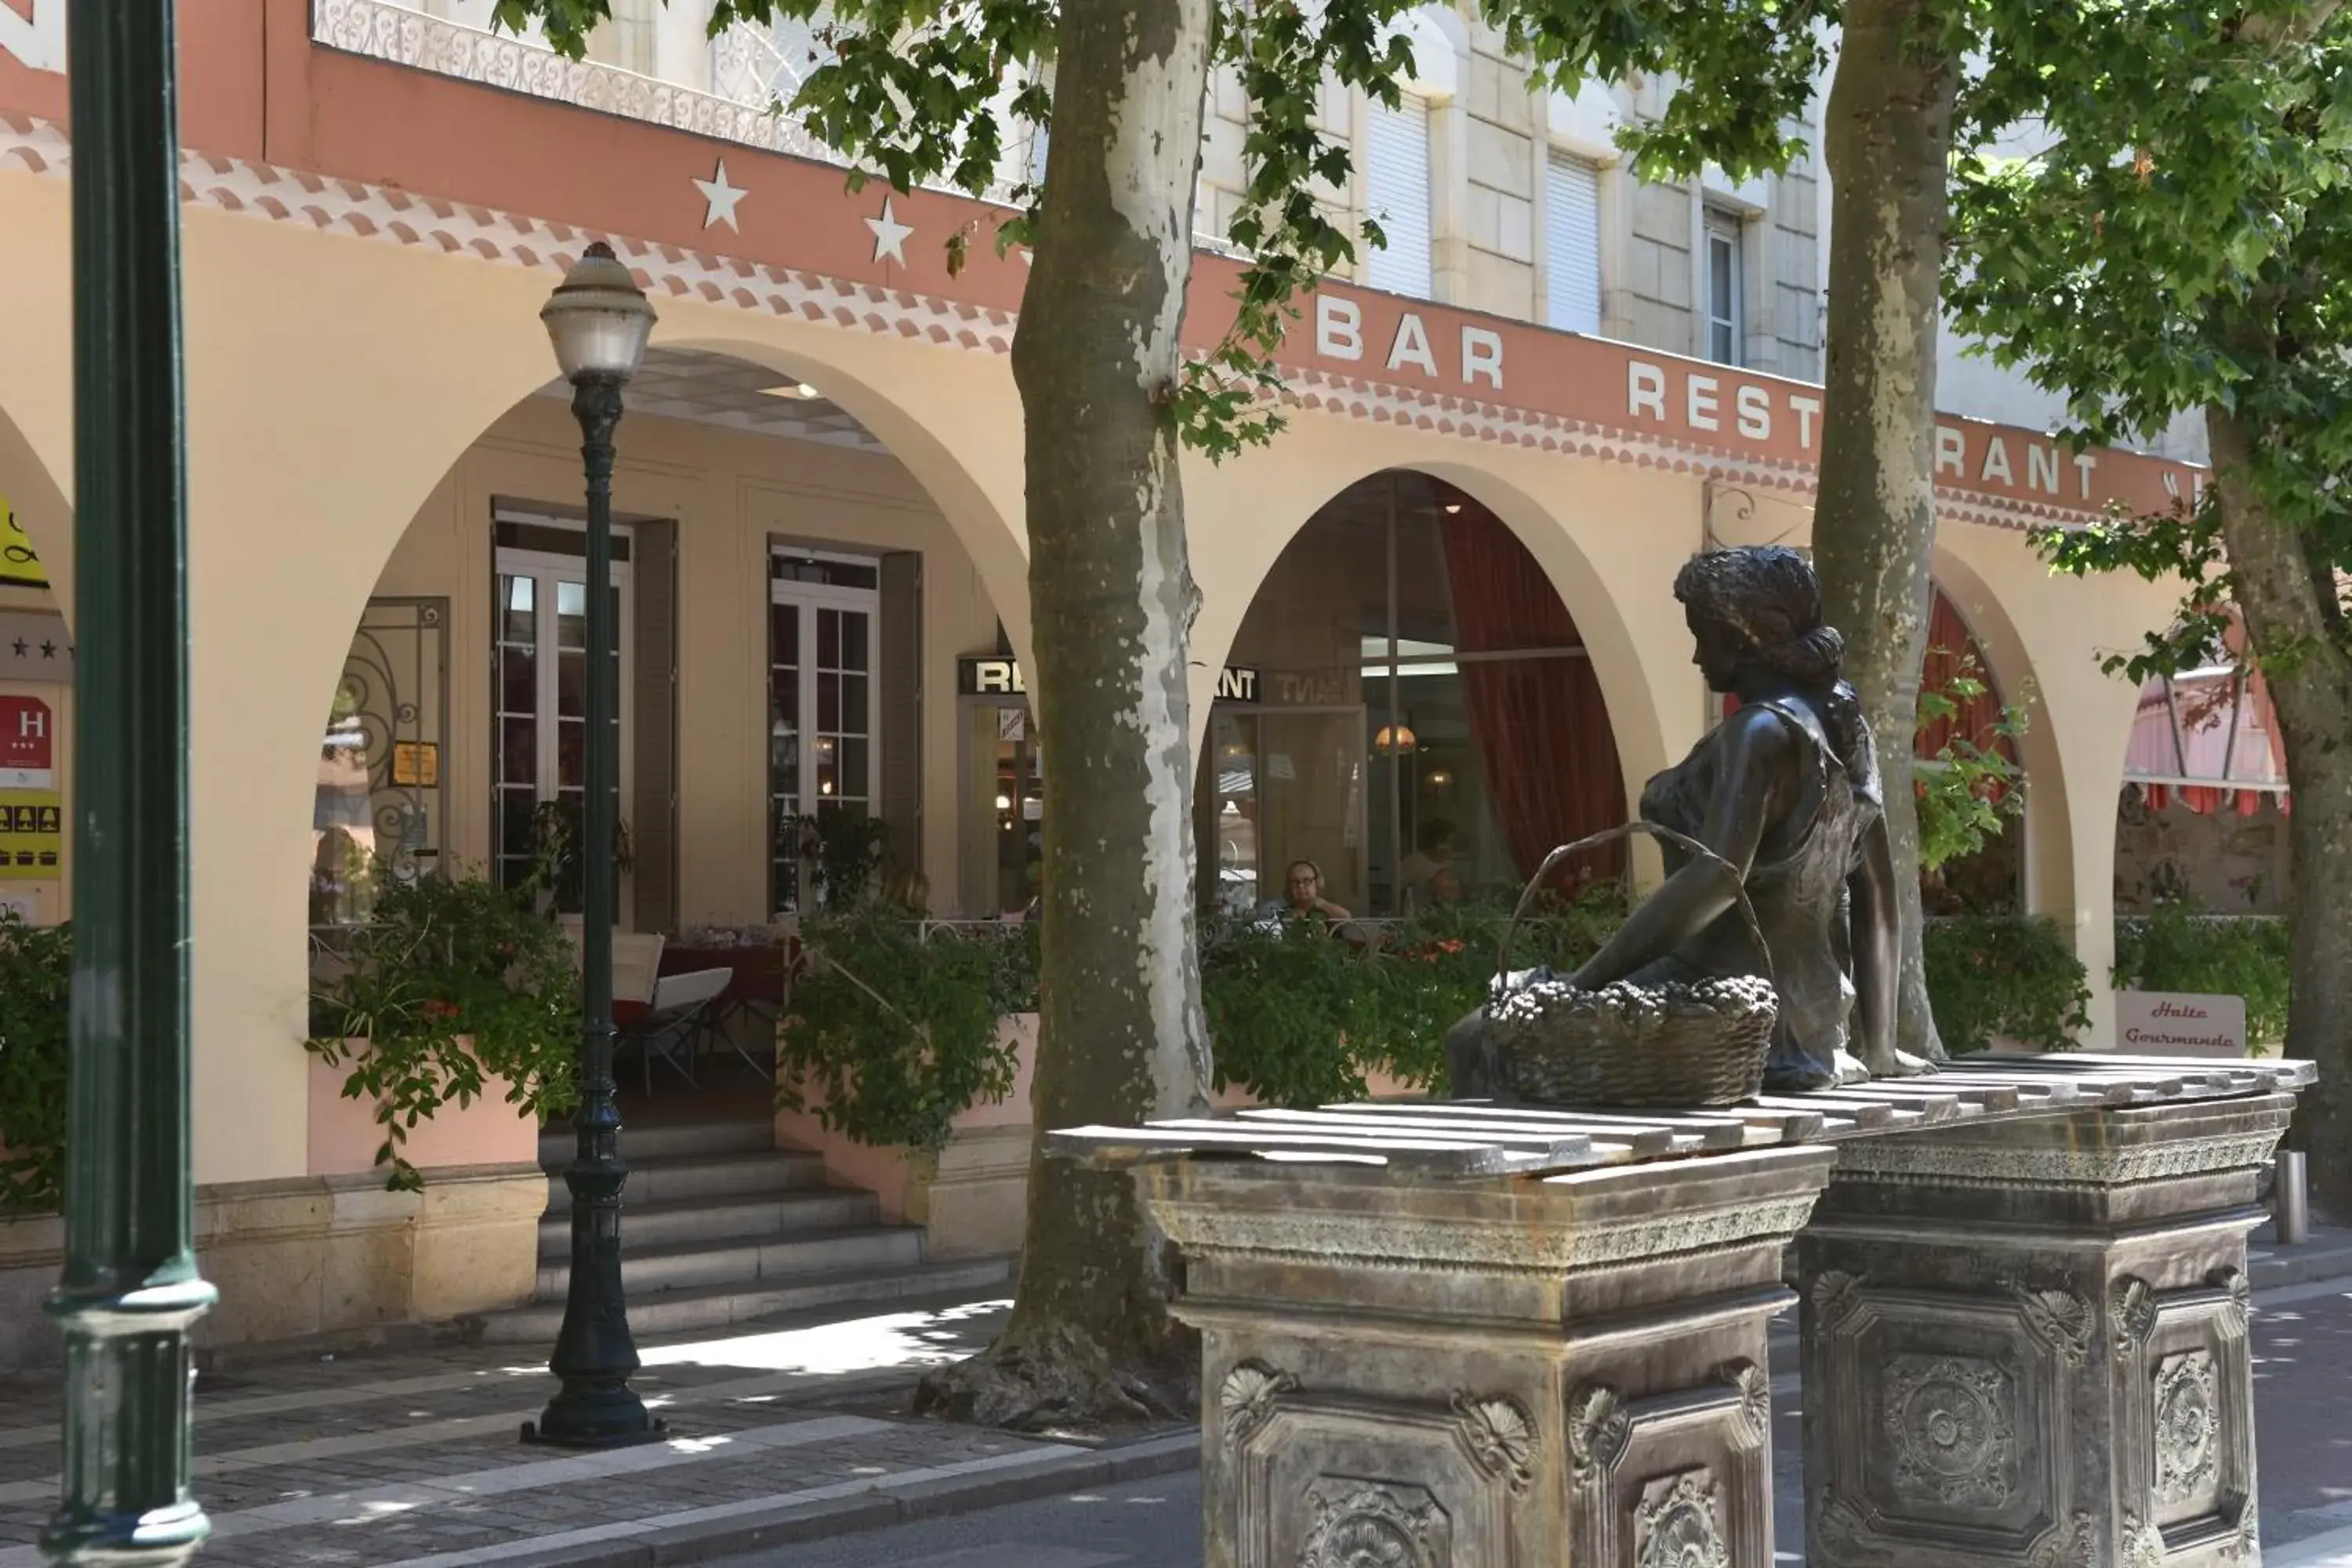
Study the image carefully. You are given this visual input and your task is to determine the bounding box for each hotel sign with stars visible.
[0,613,74,682]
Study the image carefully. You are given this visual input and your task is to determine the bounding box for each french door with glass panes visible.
[493,517,631,918]
[769,550,880,916]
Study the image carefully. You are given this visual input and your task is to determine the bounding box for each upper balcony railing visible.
[314,0,827,160]
[311,0,1037,206]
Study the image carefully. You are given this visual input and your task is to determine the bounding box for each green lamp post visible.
[42,2,216,1563]
[521,243,662,1449]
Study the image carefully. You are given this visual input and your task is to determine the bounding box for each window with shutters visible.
[1365,96,1435,298]
[769,549,881,917]
[1544,150,1602,335]
[1703,211,1744,366]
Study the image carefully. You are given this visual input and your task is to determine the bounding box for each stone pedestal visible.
[1797,1092,2295,1568]
[1138,1144,1837,1568]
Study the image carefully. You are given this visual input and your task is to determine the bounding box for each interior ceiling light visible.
[761,382,822,400]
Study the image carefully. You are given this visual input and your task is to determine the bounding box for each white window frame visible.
[1702,209,1744,367]
[768,546,884,917]
[492,513,635,919]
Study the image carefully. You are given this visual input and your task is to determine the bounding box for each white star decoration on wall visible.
[865,198,914,266]
[0,1,65,74]
[692,158,748,231]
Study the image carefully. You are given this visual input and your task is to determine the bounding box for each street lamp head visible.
[541,241,656,384]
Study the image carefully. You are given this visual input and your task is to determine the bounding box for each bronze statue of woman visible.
[1452,545,1929,1094]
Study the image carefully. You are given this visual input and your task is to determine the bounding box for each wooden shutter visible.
[1544,150,1602,334]
[1365,97,1434,297]
[630,519,679,934]
[879,551,923,875]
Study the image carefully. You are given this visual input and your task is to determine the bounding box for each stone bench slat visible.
[1325,1097,1839,1142]
[1044,1122,1607,1176]
[1797,1087,1973,1123]
[1051,1058,2316,1181]
[1232,1106,1744,1157]
[1977,1051,2315,1088]
[1857,1079,2024,1112]
[1940,1069,2182,1104]
[1750,1094,1925,1132]
[1965,1056,2272,1096]
[1965,1054,2296,1094]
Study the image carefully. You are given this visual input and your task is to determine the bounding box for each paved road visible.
[724,1279,2352,1567]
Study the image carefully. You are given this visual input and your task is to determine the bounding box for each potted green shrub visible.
[308,868,580,1190]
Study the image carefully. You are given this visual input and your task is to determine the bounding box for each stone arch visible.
[1188,448,1678,912]
[148,208,1032,1183]
[1189,441,1676,827]
[654,331,1033,669]
[1928,541,2078,925]
[1922,552,2057,916]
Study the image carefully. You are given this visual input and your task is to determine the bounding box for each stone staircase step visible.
[533,1225,927,1301]
[537,1119,778,1167]
[542,1150,827,1214]
[535,1189,880,1258]
[470,1256,1016,1344]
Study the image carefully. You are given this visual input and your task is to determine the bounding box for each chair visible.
[612,932,665,1018]
[622,966,734,1093]
[563,928,665,1015]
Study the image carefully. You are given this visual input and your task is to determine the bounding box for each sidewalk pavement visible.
[2,1220,2344,1568]
[0,1290,1191,1568]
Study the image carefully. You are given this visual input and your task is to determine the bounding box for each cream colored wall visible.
[0,138,2190,1210]
[0,169,1031,1189]
[378,395,1006,923]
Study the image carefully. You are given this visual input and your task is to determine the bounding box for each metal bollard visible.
[2277,1149,2310,1246]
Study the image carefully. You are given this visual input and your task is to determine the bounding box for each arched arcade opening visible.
[1197,470,1628,922]
[310,343,1033,955]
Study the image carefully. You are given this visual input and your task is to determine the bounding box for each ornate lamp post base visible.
[521,1403,669,1449]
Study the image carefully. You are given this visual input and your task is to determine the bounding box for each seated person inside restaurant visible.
[1257,858,1355,933]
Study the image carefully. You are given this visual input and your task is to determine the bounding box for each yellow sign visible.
[392,742,441,788]
[0,493,45,590]
[0,790,64,880]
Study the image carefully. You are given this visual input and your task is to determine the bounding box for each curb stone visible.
[476,1431,1200,1567]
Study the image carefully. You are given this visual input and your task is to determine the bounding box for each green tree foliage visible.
[779,910,1035,1152]
[1920,914,2091,1055]
[2114,904,2292,1051]
[1202,892,1627,1105]
[308,869,583,1191]
[1914,648,2028,873]
[1946,0,2352,1207]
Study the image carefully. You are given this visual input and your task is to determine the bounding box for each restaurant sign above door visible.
[958,655,1261,703]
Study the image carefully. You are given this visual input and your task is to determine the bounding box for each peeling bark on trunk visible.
[1811,0,1957,1066]
[2206,408,2352,1221]
[914,0,1216,1428]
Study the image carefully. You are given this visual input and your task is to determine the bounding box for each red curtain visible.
[1915,592,2013,764]
[1438,503,1627,884]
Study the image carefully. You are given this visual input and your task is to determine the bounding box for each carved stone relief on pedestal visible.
[1566,1363,1770,1568]
[1805,1272,2078,1564]
[1298,1481,1450,1568]
[1883,1354,2017,1508]
[2152,1350,2219,1505]
[1632,1468,1733,1568]
[1212,1359,1531,1568]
